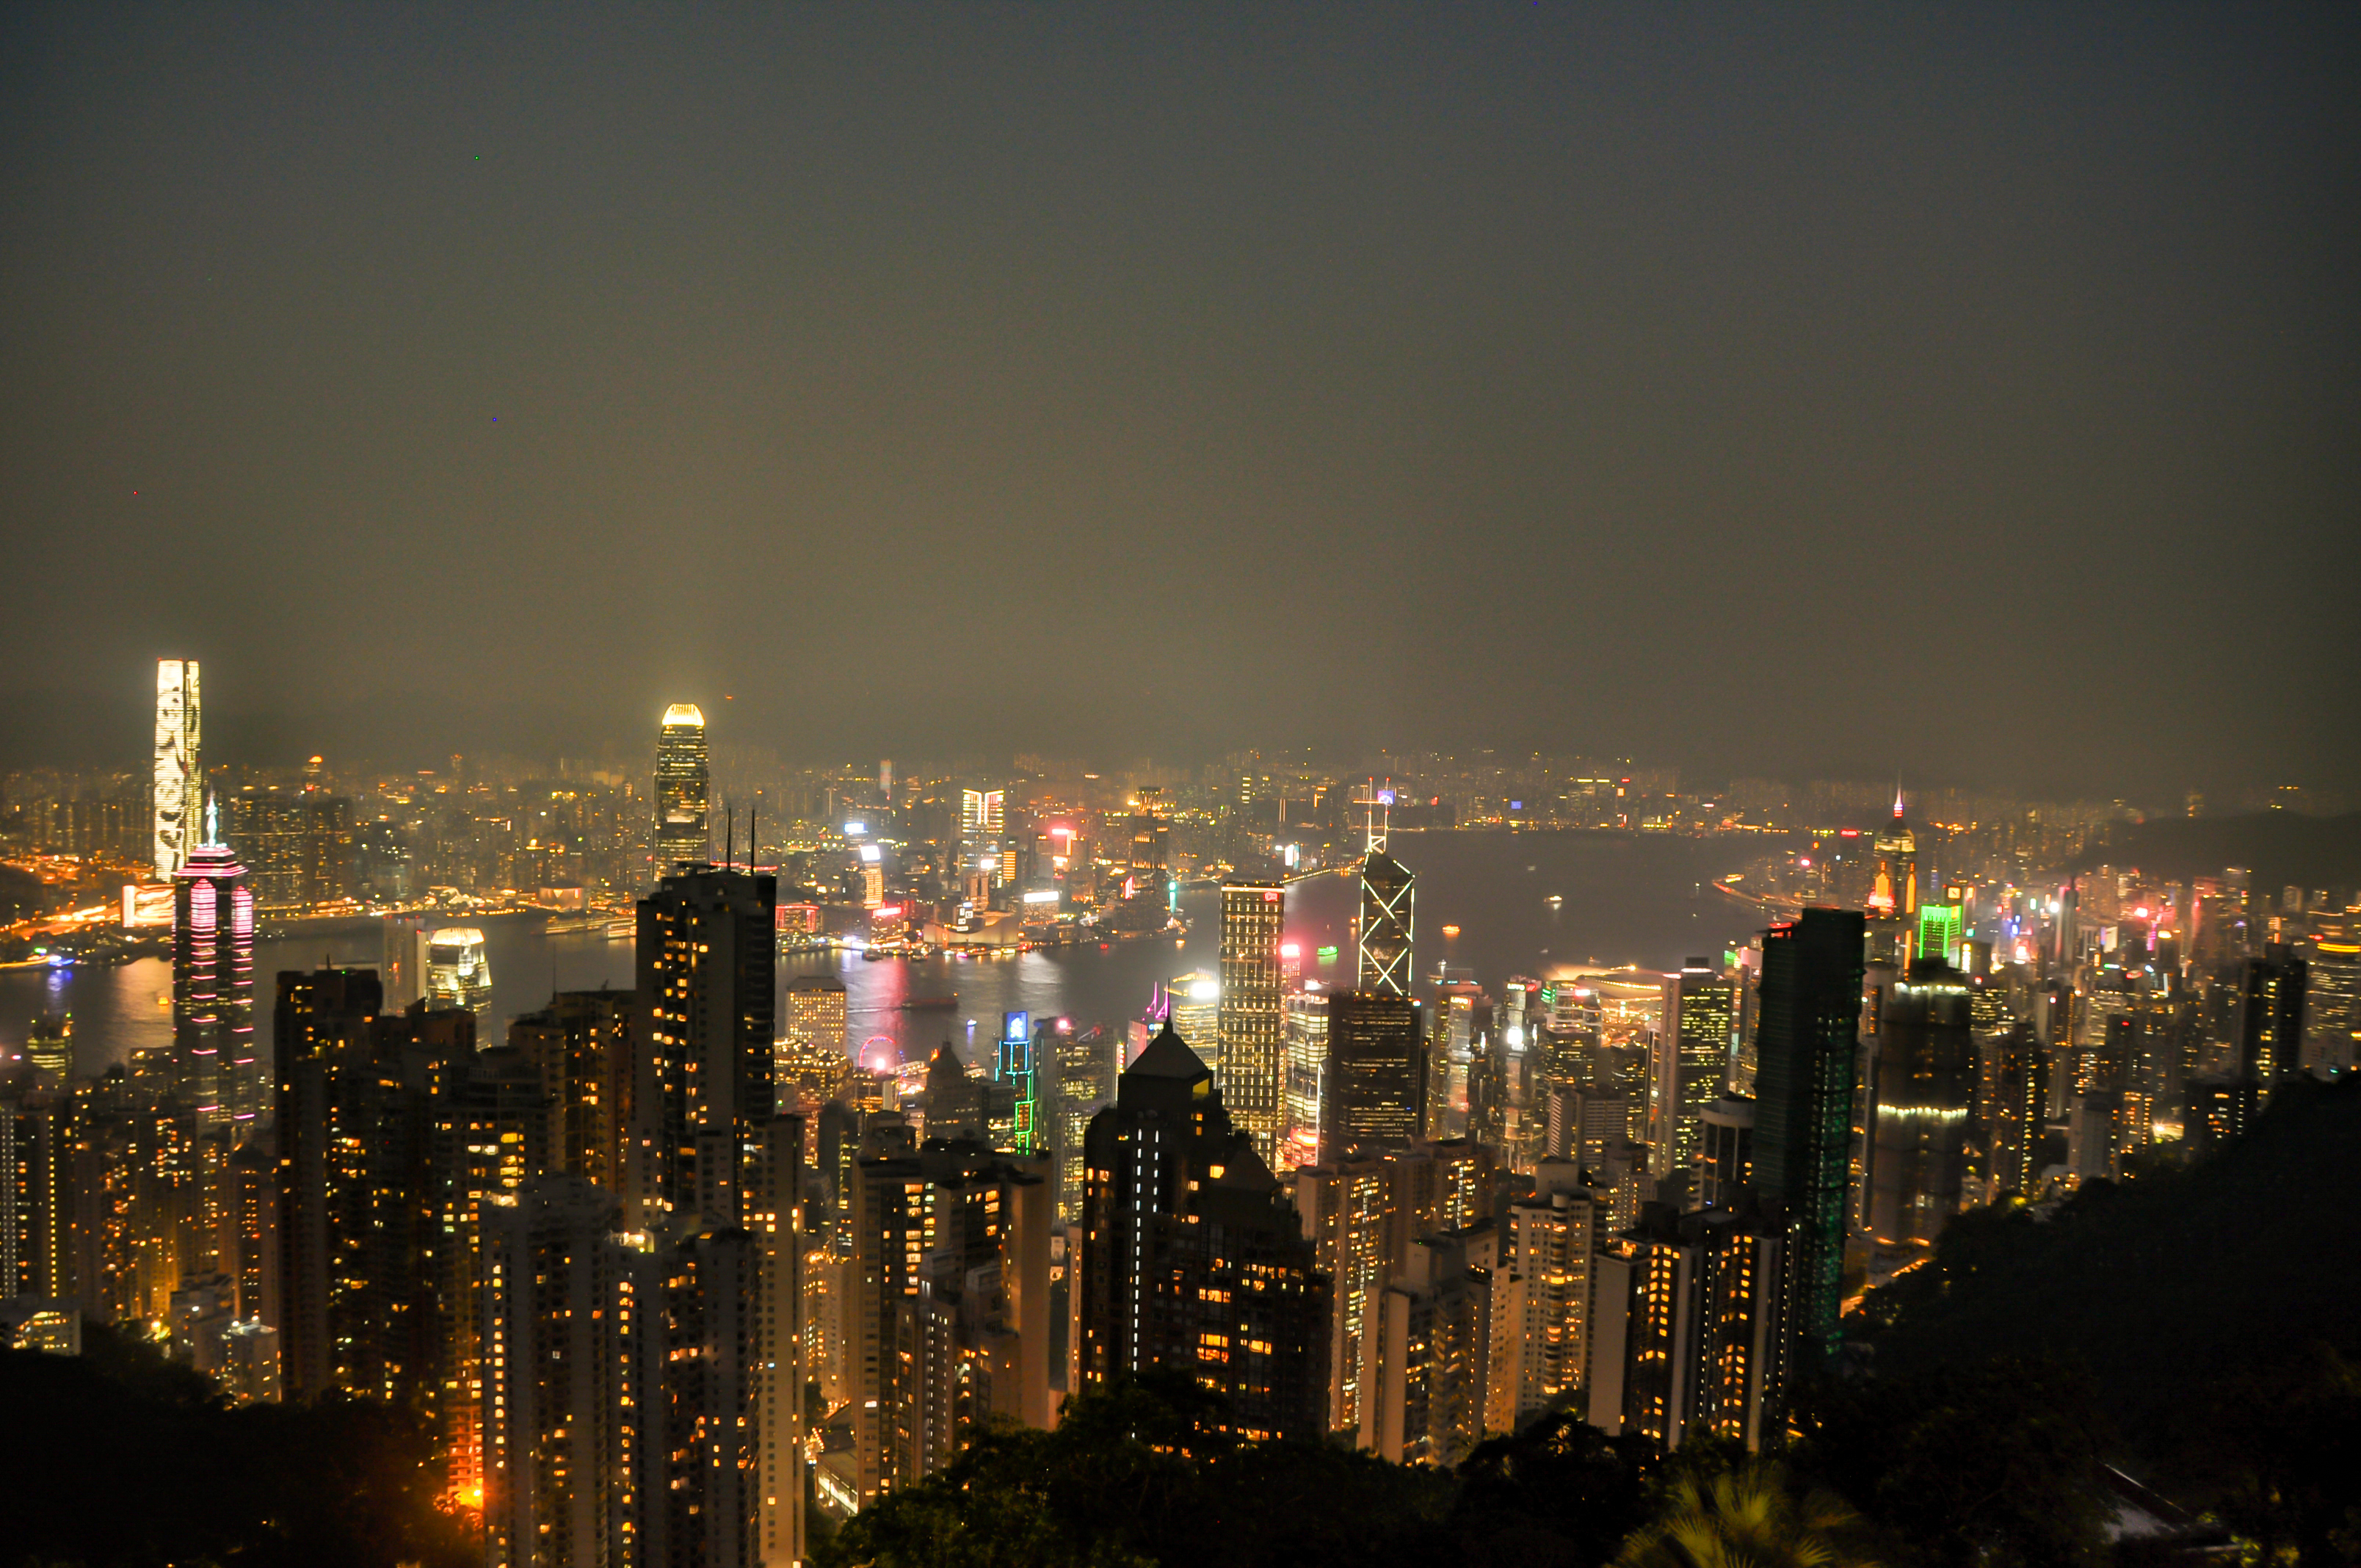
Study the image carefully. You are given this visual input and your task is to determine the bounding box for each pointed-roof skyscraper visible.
[1357,849,1415,995]
[1076,1017,1327,1442]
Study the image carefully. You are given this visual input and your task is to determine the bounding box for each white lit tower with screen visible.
[173,796,256,1132]
[654,703,711,873]
[153,658,201,879]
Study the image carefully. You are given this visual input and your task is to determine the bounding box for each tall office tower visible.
[0,1083,75,1302]
[1433,985,1492,1141]
[2236,948,2309,1084]
[1984,1023,2049,1197]
[1380,1137,1494,1265]
[1052,1024,1116,1222]
[1166,973,1220,1066]
[2302,937,2360,1078]
[847,1133,1052,1502]
[921,1042,984,1142]
[380,915,430,1012]
[24,1012,71,1088]
[152,658,201,879]
[1503,1159,1608,1425]
[274,967,419,1401]
[654,703,711,873]
[1551,1085,1631,1175]
[1364,1226,1495,1465]
[1749,907,1866,1378]
[1125,790,1170,874]
[172,804,256,1133]
[227,1136,276,1325]
[1321,990,1424,1157]
[1216,880,1288,1162]
[1294,1153,1390,1436]
[635,865,777,1227]
[1868,958,1974,1244]
[1357,850,1415,995]
[1588,1202,1786,1453]
[1651,962,1736,1188]
[1281,992,1330,1168]
[745,1113,808,1568]
[1916,902,1965,969]
[482,1175,656,1567]
[434,1045,558,1503]
[1868,796,1918,921]
[960,788,1006,843]
[507,988,637,1193]
[783,975,849,1055]
[424,927,494,1016]
[2189,876,2251,971]
[776,1034,850,1123]
[1077,1020,1327,1444]
[1696,1097,1755,1208]
[993,1012,1041,1155]
[660,1227,760,1564]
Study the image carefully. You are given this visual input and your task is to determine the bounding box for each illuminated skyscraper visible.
[634,865,776,1227]
[1321,990,1424,1156]
[2302,937,2360,1078]
[654,703,711,873]
[173,800,255,1132]
[1867,958,1973,1244]
[0,1081,75,1302]
[1982,1021,2048,1197]
[1868,796,1918,921]
[1076,1020,1326,1444]
[424,927,493,1016]
[998,1012,1041,1155]
[1650,961,1736,1188]
[2236,948,2308,1084]
[153,658,201,879]
[1216,879,1288,1161]
[1589,1202,1785,1453]
[1294,1153,1388,1434]
[1504,1161,1607,1423]
[1749,907,1865,1377]
[481,1175,656,1567]
[508,988,637,1192]
[1051,1023,1117,1222]
[1365,1227,1495,1466]
[1357,850,1415,995]
[847,1131,1052,1501]
[783,975,849,1056]
[960,788,1006,843]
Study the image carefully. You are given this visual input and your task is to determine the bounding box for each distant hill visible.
[1860,1075,2361,1460]
[2073,811,2361,893]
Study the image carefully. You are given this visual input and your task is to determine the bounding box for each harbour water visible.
[0,830,1773,1077]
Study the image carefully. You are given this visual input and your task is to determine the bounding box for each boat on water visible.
[1545,894,1564,910]
[899,995,957,1012]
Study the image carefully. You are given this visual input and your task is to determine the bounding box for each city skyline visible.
[4,8,2360,1566]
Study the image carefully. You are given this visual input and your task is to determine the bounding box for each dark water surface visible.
[0,831,1775,1076]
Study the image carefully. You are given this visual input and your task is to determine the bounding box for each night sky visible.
[3,6,2354,796]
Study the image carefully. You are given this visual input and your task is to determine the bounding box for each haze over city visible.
[4,9,2360,1568]
[4,7,2358,794]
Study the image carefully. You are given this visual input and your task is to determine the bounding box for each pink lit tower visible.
[173,795,258,1134]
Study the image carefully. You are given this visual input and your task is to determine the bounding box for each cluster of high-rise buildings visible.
[6,686,2358,1565]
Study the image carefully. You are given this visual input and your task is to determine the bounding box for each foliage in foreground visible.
[0,1322,476,1568]
[1616,1461,1876,1568]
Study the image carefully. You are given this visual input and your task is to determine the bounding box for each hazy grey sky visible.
[3,5,2354,796]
